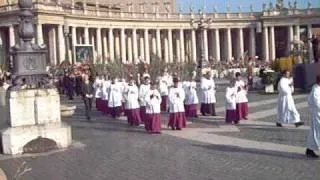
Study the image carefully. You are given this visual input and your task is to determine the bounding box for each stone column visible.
[263,26,269,61]
[191,29,197,63]
[213,29,220,62]
[36,23,44,45]
[58,24,66,63]
[71,26,77,64]
[287,25,293,56]
[164,31,169,63]
[203,29,209,61]
[269,26,276,61]
[49,26,57,65]
[9,25,15,47]
[139,32,145,61]
[175,32,181,62]
[84,27,89,44]
[108,28,115,61]
[295,25,300,42]
[115,31,120,60]
[127,31,133,64]
[307,24,313,63]
[96,28,102,63]
[156,29,162,59]
[249,27,256,58]
[226,28,232,61]
[179,29,185,62]
[168,29,173,63]
[151,31,157,57]
[238,28,244,60]
[144,29,150,64]
[102,29,108,63]
[120,28,126,63]
[132,28,138,63]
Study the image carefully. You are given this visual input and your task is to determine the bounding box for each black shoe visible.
[176,128,182,130]
[306,149,319,158]
[171,127,176,130]
[295,122,304,128]
[276,123,282,127]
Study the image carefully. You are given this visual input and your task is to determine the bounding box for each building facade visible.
[0,0,319,67]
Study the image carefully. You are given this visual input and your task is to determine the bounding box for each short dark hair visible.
[235,72,241,77]
[316,75,320,84]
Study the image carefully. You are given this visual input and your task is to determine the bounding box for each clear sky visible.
[176,0,320,13]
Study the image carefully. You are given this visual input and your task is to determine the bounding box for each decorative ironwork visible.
[9,0,54,91]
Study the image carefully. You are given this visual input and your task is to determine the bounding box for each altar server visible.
[200,71,216,116]
[139,77,151,122]
[184,77,199,118]
[225,80,237,124]
[276,70,304,127]
[101,75,110,115]
[305,76,320,158]
[93,75,103,111]
[159,70,171,111]
[108,77,123,119]
[235,72,249,121]
[145,82,162,133]
[124,78,141,126]
[168,78,187,130]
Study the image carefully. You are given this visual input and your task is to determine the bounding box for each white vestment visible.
[139,84,150,106]
[168,87,185,113]
[145,89,162,114]
[307,84,320,150]
[93,78,103,98]
[183,81,199,105]
[225,87,237,110]
[101,80,110,101]
[159,75,170,96]
[200,77,216,104]
[108,83,123,107]
[277,77,301,124]
[124,84,140,110]
[235,80,248,103]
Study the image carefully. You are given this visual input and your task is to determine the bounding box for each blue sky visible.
[177,0,320,13]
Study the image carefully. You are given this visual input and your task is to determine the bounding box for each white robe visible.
[159,76,169,96]
[307,84,320,150]
[277,77,301,124]
[93,78,103,98]
[101,80,110,101]
[200,77,216,104]
[183,81,199,105]
[168,87,185,113]
[108,83,123,107]
[235,80,248,103]
[225,87,237,110]
[124,84,140,110]
[145,89,162,114]
[139,84,150,107]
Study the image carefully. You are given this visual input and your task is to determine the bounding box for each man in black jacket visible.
[82,74,94,121]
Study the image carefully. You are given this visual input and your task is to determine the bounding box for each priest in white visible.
[93,75,103,111]
[276,70,304,127]
[108,77,123,119]
[235,72,249,121]
[225,80,237,124]
[168,78,187,130]
[183,76,199,118]
[306,76,320,158]
[145,82,162,134]
[200,71,216,116]
[139,76,151,122]
[124,78,141,126]
[159,69,172,111]
[101,75,110,115]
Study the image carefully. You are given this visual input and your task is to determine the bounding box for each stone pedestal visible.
[1,88,72,155]
[265,84,275,93]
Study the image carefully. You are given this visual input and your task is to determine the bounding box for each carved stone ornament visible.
[9,0,54,91]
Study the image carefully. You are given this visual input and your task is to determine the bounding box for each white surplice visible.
[235,79,248,103]
[159,76,170,96]
[145,89,162,114]
[225,87,237,110]
[124,84,140,110]
[139,84,150,107]
[200,77,216,104]
[183,81,199,105]
[101,80,110,101]
[277,77,301,124]
[168,87,185,113]
[93,78,103,98]
[307,84,320,150]
[108,83,123,108]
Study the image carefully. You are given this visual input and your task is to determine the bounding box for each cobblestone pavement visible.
[0,92,319,180]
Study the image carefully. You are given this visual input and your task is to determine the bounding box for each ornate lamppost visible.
[190,11,211,80]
